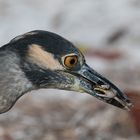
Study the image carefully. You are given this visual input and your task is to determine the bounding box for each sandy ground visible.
[0,91,139,140]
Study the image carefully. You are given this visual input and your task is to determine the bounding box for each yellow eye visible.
[64,55,78,69]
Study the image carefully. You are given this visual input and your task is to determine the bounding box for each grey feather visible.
[0,50,33,113]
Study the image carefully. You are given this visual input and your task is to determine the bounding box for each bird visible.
[0,30,132,114]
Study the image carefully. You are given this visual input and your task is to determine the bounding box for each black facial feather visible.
[7,30,83,70]
[4,30,83,88]
[9,30,80,57]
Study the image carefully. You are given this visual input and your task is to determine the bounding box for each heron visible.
[0,30,132,113]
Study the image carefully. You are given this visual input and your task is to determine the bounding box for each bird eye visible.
[64,55,78,69]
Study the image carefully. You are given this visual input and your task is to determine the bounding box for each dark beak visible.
[75,64,133,110]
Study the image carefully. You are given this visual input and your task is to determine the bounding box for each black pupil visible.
[70,59,76,65]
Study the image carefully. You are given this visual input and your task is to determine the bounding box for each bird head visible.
[1,30,132,113]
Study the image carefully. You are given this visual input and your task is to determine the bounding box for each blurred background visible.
[0,0,140,140]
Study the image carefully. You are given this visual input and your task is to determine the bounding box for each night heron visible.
[0,30,132,113]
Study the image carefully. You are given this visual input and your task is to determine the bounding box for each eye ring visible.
[63,54,78,69]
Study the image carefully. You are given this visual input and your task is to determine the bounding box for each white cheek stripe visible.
[28,44,63,70]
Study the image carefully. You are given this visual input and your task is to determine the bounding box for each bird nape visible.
[0,30,132,113]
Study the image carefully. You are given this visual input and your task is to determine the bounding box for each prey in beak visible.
[75,64,133,110]
[56,53,133,111]
[26,44,133,111]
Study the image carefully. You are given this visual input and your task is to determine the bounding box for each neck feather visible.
[0,50,33,113]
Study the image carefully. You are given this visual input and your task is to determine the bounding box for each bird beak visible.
[72,64,132,110]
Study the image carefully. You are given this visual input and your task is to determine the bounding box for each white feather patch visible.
[28,44,63,70]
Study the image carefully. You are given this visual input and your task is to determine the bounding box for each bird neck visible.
[0,50,33,113]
